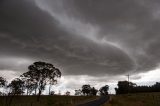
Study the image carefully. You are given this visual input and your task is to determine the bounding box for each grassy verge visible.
[0,95,98,106]
[102,92,160,106]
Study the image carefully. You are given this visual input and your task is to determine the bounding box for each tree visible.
[153,82,160,92]
[115,81,136,94]
[0,77,7,87]
[0,77,7,95]
[82,85,91,96]
[48,68,60,95]
[90,87,98,96]
[50,91,55,95]
[66,91,70,96]
[8,78,25,95]
[21,61,61,101]
[5,78,25,106]
[75,89,82,96]
[24,78,38,95]
[99,85,109,95]
[115,81,160,94]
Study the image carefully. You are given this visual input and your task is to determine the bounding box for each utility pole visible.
[126,74,130,94]
[127,74,130,83]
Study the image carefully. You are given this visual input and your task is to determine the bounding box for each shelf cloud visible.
[0,0,160,80]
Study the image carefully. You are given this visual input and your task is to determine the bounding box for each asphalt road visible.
[76,96,110,106]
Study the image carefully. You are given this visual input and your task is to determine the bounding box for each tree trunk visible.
[49,84,51,95]
[37,89,41,102]
[6,93,15,106]
[2,88,4,96]
[35,88,37,95]
[27,88,28,95]
[22,88,24,95]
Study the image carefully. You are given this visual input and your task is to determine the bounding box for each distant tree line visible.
[115,81,160,94]
[75,84,109,96]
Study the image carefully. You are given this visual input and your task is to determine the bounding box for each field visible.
[102,92,160,106]
[0,95,98,106]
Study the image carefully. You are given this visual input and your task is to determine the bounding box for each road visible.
[76,96,110,106]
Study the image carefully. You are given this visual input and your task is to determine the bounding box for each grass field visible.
[102,92,160,106]
[0,95,98,106]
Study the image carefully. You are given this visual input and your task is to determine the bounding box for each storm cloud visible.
[0,0,160,79]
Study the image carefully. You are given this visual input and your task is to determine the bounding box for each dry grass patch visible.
[0,95,98,106]
[102,92,160,106]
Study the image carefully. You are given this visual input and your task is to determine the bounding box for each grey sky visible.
[1,0,160,94]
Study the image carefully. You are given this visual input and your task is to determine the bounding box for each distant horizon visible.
[1,67,160,95]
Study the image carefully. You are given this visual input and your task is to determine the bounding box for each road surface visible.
[76,96,110,106]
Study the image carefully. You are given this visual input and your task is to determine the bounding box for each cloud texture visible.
[0,0,160,78]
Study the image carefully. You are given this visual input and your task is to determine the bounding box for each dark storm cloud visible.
[0,0,160,77]
[62,0,160,73]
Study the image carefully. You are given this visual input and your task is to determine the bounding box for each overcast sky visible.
[1,0,160,94]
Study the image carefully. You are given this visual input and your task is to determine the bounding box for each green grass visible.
[102,92,160,106]
[0,95,98,106]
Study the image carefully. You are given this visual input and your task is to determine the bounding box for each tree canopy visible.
[82,84,91,96]
[8,78,25,95]
[20,61,61,101]
[0,77,7,87]
[99,85,109,95]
